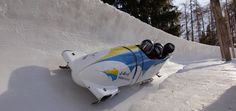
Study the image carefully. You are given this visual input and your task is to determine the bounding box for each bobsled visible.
[60,39,175,104]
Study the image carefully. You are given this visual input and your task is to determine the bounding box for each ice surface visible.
[0,0,235,111]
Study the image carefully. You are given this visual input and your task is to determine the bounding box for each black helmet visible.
[162,43,175,58]
[140,39,154,54]
[154,43,163,58]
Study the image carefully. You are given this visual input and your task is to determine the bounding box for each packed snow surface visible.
[0,0,235,111]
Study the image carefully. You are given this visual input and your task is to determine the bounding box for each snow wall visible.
[0,0,221,63]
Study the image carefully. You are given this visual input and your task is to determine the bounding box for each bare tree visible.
[234,0,236,19]
[225,0,235,58]
[232,0,236,42]
[211,0,231,61]
[194,0,202,41]
[224,9,235,58]
[200,7,206,38]
[209,4,215,40]
[190,0,194,41]
[182,3,190,40]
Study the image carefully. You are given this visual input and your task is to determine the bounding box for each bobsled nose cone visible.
[61,50,77,65]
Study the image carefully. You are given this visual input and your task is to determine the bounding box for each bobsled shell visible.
[62,44,173,101]
[74,61,132,87]
[129,57,168,84]
[65,49,110,71]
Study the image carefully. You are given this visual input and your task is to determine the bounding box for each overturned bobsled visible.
[60,39,175,104]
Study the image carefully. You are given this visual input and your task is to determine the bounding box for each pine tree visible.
[101,0,181,36]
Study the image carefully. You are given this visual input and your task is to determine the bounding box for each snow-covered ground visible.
[0,0,235,111]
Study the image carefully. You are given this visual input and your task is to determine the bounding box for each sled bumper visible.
[61,50,77,64]
[84,81,119,101]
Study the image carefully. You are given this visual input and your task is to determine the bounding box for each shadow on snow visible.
[0,66,147,111]
[203,85,236,111]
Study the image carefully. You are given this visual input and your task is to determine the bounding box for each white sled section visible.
[84,81,119,101]
[62,50,80,65]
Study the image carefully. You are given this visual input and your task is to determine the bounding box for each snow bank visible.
[0,0,220,62]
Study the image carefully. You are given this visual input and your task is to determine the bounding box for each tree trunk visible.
[210,4,214,40]
[209,2,224,58]
[201,10,205,37]
[190,0,194,41]
[225,10,235,58]
[208,5,213,40]
[233,0,236,43]
[211,0,231,61]
[194,0,201,42]
[183,3,189,40]
[234,0,236,19]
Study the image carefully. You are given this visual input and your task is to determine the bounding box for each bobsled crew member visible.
[139,39,175,59]
[60,39,175,104]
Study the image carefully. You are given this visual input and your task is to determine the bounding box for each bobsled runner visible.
[60,39,175,104]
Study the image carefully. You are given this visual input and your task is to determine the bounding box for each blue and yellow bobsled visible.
[61,39,175,104]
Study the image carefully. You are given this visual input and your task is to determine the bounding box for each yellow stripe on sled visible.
[99,45,139,61]
[103,68,119,76]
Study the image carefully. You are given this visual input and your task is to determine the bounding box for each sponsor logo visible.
[118,71,130,81]
[103,68,119,81]
[103,68,131,81]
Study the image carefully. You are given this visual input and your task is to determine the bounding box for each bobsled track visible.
[0,0,236,111]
